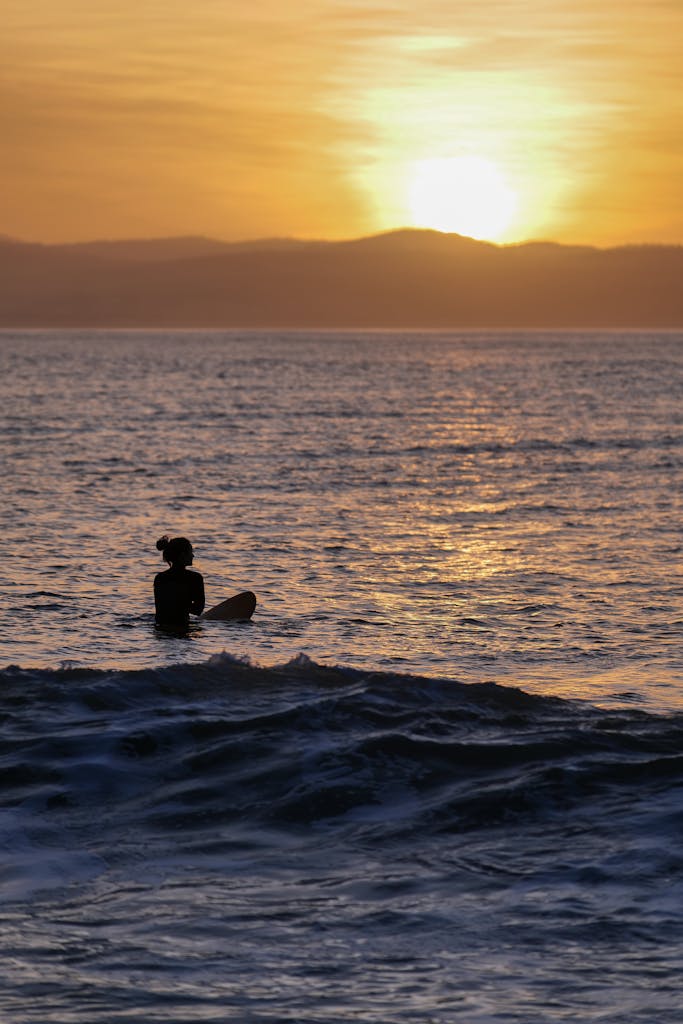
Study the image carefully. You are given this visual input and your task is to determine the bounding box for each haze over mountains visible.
[0,230,681,328]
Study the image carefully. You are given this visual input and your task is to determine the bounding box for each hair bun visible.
[156,535,171,551]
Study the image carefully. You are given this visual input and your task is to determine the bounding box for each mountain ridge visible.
[1,229,681,327]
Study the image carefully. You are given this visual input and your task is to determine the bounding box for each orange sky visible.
[2,0,682,245]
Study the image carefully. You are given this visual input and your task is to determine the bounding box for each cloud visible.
[1,0,681,243]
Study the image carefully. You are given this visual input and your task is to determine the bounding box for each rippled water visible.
[2,329,683,1022]
[3,330,683,708]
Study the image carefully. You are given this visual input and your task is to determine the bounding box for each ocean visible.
[2,328,683,1021]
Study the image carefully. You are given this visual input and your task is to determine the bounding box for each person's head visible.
[156,535,194,567]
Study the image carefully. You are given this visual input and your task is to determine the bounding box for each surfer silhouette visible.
[154,535,256,625]
[154,535,205,625]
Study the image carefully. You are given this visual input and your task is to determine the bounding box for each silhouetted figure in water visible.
[154,535,205,626]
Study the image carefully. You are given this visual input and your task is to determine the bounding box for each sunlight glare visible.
[408,156,517,240]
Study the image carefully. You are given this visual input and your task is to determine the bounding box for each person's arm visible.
[190,573,205,616]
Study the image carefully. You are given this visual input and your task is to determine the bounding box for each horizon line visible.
[2,227,682,252]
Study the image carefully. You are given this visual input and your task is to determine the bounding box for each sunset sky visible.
[3,0,682,246]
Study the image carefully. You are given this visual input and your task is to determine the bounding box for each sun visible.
[408,156,517,241]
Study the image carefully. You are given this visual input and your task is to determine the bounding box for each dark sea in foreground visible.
[2,329,683,1021]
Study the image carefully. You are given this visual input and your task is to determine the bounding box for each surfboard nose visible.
[202,591,256,621]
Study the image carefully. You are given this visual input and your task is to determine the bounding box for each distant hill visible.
[0,229,681,327]
[57,235,331,262]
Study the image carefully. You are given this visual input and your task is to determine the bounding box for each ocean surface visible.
[2,329,683,1021]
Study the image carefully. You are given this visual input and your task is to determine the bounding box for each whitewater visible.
[2,329,683,1021]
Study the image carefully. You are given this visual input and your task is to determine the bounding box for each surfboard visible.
[201,591,256,621]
